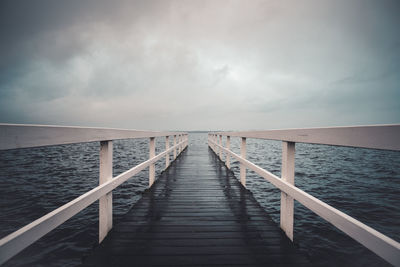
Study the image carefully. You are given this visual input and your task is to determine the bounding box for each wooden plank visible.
[280,141,295,241]
[0,124,184,150]
[226,135,231,169]
[173,135,177,159]
[165,136,170,169]
[83,138,311,267]
[149,137,155,187]
[99,141,113,243]
[211,139,400,266]
[0,139,186,265]
[213,124,400,151]
[240,137,246,187]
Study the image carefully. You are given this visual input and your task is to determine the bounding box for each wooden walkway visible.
[82,142,312,266]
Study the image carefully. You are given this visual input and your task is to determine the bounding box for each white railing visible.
[0,124,188,265]
[208,125,400,267]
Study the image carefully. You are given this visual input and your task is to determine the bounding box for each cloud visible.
[0,0,399,130]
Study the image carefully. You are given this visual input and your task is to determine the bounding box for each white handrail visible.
[0,124,184,150]
[0,124,188,264]
[213,124,400,151]
[208,125,400,266]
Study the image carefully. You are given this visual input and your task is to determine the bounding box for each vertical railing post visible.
[173,135,177,159]
[149,137,155,187]
[178,135,182,154]
[99,140,113,243]
[216,135,219,155]
[280,141,295,241]
[226,136,231,169]
[219,135,222,160]
[240,137,246,187]
[214,134,216,152]
[165,136,170,169]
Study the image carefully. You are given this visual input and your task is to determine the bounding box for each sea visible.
[0,133,399,266]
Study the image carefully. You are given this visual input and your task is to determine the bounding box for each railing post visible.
[173,135,177,159]
[165,136,170,169]
[212,134,215,151]
[219,135,223,160]
[215,135,219,155]
[226,136,231,169]
[280,141,295,241]
[178,135,181,154]
[181,135,183,153]
[149,137,155,187]
[240,137,246,187]
[181,134,184,151]
[99,140,113,243]
[215,134,217,152]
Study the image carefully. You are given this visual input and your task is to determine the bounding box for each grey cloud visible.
[0,0,399,130]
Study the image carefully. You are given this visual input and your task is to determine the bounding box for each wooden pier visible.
[82,141,311,266]
[0,124,399,266]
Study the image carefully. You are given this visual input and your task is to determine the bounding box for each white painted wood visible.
[178,135,182,154]
[165,136,170,169]
[216,135,220,156]
[213,124,400,151]
[219,135,223,160]
[218,135,221,156]
[226,136,231,169]
[173,135,177,159]
[0,139,185,265]
[149,137,155,187]
[210,139,400,266]
[99,141,113,243]
[0,124,184,150]
[212,135,216,151]
[280,141,295,241]
[240,137,246,187]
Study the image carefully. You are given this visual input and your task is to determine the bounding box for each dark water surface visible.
[0,133,399,266]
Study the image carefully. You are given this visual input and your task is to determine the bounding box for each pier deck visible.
[82,141,311,266]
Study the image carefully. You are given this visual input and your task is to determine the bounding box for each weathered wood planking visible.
[82,141,312,266]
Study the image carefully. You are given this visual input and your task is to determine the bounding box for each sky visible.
[0,0,399,131]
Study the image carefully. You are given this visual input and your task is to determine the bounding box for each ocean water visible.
[0,133,399,266]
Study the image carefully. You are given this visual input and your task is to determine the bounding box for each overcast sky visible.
[0,0,399,131]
